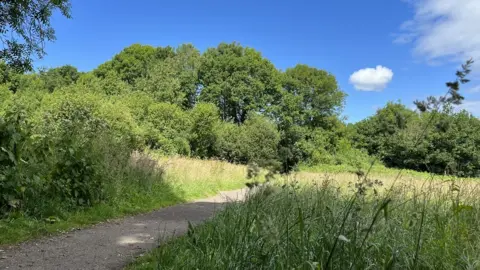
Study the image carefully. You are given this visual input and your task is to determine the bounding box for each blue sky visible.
[37,0,480,122]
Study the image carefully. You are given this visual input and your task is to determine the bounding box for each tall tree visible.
[94,44,157,84]
[198,42,281,123]
[0,0,71,72]
[280,64,345,129]
[135,44,201,108]
[175,44,201,108]
[275,65,346,172]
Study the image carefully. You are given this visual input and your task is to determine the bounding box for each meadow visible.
[129,166,480,269]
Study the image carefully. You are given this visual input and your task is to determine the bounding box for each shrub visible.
[241,114,281,170]
[0,91,147,217]
[214,121,245,163]
[214,114,281,170]
[0,85,12,114]
[0,107,34,214]
[189,103,220,158]
[143,103,191,155]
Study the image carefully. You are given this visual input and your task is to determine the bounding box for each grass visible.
[128,169,480,269]
[0,156,250,246]
[299,162,475,180]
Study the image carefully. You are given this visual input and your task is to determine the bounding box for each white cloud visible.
[396,0,480,72]
[349,66,394,91]
[468,85,480,93]
[457,100,480,116]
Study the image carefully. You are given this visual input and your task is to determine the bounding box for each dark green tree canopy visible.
[280,64,345,129]
[353,102,417,156]
[94,44,158,84]
[135,44,201,108]
[40,65,80,92]
[198,42,281,123]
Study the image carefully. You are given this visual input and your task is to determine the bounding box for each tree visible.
[0,61,15,84]
[214,121,245,163]
[280,64,345,129]
[381,110,480,177]
[0,0,71,72]
[175,44,201,108]
[198,42,281,123]
[353,102,417,156]
[273,65,346,172]
[213,114,281,168]
[135,60,183,104]
[40,65,80,92]
[155,46,176,61]
[135,44,201,107]
[143,103,191,155]
[94,44,157,84]
[354,60,479,177]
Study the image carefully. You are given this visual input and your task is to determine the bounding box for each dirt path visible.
[0,189,247,270]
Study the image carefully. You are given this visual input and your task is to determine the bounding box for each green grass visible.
[299,162,477,180]
[128,173,480,269]
[0,183,181,245]
[0,157,250,246]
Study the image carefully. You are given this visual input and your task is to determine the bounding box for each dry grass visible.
[130,166,480,269]
[287,170,480,198]
[154,157,250,198]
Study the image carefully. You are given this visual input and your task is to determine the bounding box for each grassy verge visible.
[129,170,480,269]
[0,157,249,246]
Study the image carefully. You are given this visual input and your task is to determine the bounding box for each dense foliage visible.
[1,42,479,218]
[353,61,479,177]
[354,104,480,177]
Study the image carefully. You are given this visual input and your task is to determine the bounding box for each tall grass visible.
[158,156,250,198]
[129,172,480,269]
[0,156,250,245]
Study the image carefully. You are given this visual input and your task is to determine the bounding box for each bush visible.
[214,121,245,163]
[190,103,221,158]
[241,114,281,170]
[382,110,480,177]
[144,103,191,155]
[0,85,12,114]
[0,91,154,217]
[213,114,281,170]
[0,107,33,214]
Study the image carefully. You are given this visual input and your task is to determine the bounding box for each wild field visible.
[129,169,480,269]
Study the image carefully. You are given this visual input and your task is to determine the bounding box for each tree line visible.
[2,43,479,177]
[1,42,479,216]
[1,42,361,172]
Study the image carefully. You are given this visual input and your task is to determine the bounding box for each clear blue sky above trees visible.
[37,0,480,122]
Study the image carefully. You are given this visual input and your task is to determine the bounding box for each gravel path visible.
[0,189,247,270]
